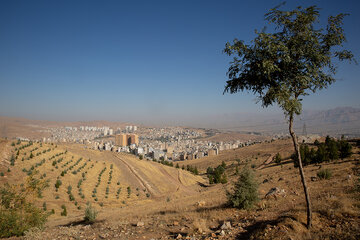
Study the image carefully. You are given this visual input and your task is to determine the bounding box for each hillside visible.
[0,140,204,227]
[0,138,359,239]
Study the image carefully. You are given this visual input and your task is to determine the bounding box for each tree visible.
[223,4,354,228]
[227,167,259,209]
[339,139,352,159]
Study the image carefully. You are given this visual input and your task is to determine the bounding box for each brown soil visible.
[1,138,359,240]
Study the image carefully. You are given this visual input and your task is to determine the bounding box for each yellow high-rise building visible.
[115,134,127,147]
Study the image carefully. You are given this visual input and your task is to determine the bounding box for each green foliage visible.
[274,153,282,164]
[339,139,352,159]
[84,203,97,224]
[317,169,332,180]
[292,136,353,166]
[55,179,62,189]
[10,155,15,166]
[227,167,259,209]
[0,180,48,237]
[207,165,227,184]
[60,205,67,216]
[224,5,354,117]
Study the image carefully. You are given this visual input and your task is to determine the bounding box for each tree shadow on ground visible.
[236,215,300,240]
[59,219,105,227]
[156,210,178,215]
[195,203,229,213]
[197,181,209,188]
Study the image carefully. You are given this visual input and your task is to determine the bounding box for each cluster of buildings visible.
[43,125,138,143]
[92,127,263,162]
[42,125,267,162]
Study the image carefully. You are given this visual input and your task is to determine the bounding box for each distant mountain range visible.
[0,107,359,138]
[192,107,360,137]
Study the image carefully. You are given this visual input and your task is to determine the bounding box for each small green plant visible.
[274,153,282,164]
[84,203,97,223]
[55,179,62,190]
[60,205,67,216]
[317,169,332,180]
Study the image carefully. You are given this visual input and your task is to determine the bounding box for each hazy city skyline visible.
[1,0,359,125]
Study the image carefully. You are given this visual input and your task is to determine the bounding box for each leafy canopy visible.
[224,4,355,116]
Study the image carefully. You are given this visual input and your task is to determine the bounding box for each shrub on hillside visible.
[207,164,227,184]
[60,205,67,216]
[317,169,332,180]
[274,153,282,164]
[227,167,259,209]
[0,179,48,237]
[84,203,97,224]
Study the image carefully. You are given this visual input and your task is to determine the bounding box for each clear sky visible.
[0,0,359,126]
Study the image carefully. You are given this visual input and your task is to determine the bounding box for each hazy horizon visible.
[1,0,359,126]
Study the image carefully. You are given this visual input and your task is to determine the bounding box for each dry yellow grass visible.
[1,138,359,239]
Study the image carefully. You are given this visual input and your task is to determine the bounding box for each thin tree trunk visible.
[289,113,312,228]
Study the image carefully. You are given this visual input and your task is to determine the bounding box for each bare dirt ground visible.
[1,139,359,240]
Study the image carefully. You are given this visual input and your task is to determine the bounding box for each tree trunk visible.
[289,113,312,228]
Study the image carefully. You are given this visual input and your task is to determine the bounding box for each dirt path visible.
[112,153,159,196]
[256,153,275,170]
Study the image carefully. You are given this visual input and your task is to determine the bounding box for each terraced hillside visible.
[0,140,205,221]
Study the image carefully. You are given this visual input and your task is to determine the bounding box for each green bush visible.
[55,179,62,189]
[227,167,259,209]
[274,153,282,164]
[84,203,97,223]
[60,205,67,216]
[207,165,227,184]
[0,181,48,237]
[339,139,352,159]
[317,169,332,180]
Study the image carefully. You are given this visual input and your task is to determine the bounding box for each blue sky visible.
[0,0,359,125]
